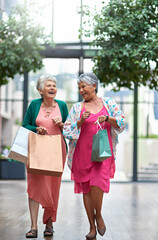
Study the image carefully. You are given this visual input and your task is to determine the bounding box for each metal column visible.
[23,72,28,120]
[133,83,138,181]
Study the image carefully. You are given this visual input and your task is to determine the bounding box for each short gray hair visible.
[36,74,57,91]
[78,73,98,93]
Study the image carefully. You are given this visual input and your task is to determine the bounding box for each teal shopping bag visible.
[91,127,112,162]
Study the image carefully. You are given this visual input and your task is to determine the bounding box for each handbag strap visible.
[96,120,105,133]
[96,121,103,133]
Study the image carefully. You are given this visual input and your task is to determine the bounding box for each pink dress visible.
[27,104,66,224]
[72,105,115,194]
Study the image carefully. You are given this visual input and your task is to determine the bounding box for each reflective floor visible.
[0,180,158,240]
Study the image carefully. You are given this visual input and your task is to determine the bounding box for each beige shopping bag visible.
[27,132,63,177]
[8,126,30,163]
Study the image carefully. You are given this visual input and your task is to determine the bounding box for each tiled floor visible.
[0,180,158,240]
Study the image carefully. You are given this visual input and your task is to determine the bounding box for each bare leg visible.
[46,217,53,228]
[43,217,54,236]
[28,197,39,230]
[26,197,39,237]
[90,186,105,231]
[83,192,96,236]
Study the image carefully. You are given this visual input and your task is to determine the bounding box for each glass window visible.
[84,58,94,72]
[29,58,79,103]
[53,0,81,42]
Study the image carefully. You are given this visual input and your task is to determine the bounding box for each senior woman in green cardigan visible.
[22,75,68,238]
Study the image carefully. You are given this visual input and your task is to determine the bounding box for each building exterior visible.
[0,0,158,181]
[0,0,18,152]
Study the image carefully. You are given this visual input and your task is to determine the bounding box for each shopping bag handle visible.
[96,120,102,129]
[96,120,105,133]
[96,120,106,132]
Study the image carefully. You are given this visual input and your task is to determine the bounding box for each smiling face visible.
[38,80,57,99]
[78,81,96,101]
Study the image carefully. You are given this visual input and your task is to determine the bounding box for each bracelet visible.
[59,122,63,128]
[104,115,109,122]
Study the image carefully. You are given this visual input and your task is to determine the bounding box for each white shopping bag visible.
[8,126,30,164]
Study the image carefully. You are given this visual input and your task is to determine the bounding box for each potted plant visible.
[0,146,26,179]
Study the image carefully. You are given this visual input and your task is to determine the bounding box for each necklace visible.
[42,102,56,115]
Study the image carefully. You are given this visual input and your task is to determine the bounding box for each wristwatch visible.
[104,115,109,122]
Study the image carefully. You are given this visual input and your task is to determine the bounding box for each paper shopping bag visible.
[27,132,63,177]
[8,126,30,163]
[91,129,112,162]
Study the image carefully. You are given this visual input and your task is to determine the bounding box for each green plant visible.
[0,153,8,159]
[139,134,158,139]
[15,118,22,126]
[82,0,158,91]
[0,1,50,86]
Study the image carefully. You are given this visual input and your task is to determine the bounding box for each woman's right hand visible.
[81,110,90,121]
[77,111,90,128]
[36,126,48,135]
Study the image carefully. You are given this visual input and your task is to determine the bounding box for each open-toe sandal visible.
[44,227,54,237]
[86,233,97,240]
[26,229,38,238]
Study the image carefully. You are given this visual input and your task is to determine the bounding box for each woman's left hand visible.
[94,115,106,124]
[37,126,48,135]
[52,117,63,128]
[94,115,120,129]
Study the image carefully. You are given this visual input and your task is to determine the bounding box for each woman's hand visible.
[37,126,48,135]
[52,117,63,129]
[94,115,120,129]
[77,111,90,129]
[81,111,90,121]
[94,115,107,124]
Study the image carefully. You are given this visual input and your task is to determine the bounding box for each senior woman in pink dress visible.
[22,75,68,238]
[63,73,126,240]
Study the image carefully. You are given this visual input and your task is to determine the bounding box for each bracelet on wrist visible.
[104,115,109,122]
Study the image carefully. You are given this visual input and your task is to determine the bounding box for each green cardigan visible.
[22,98,68,132]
